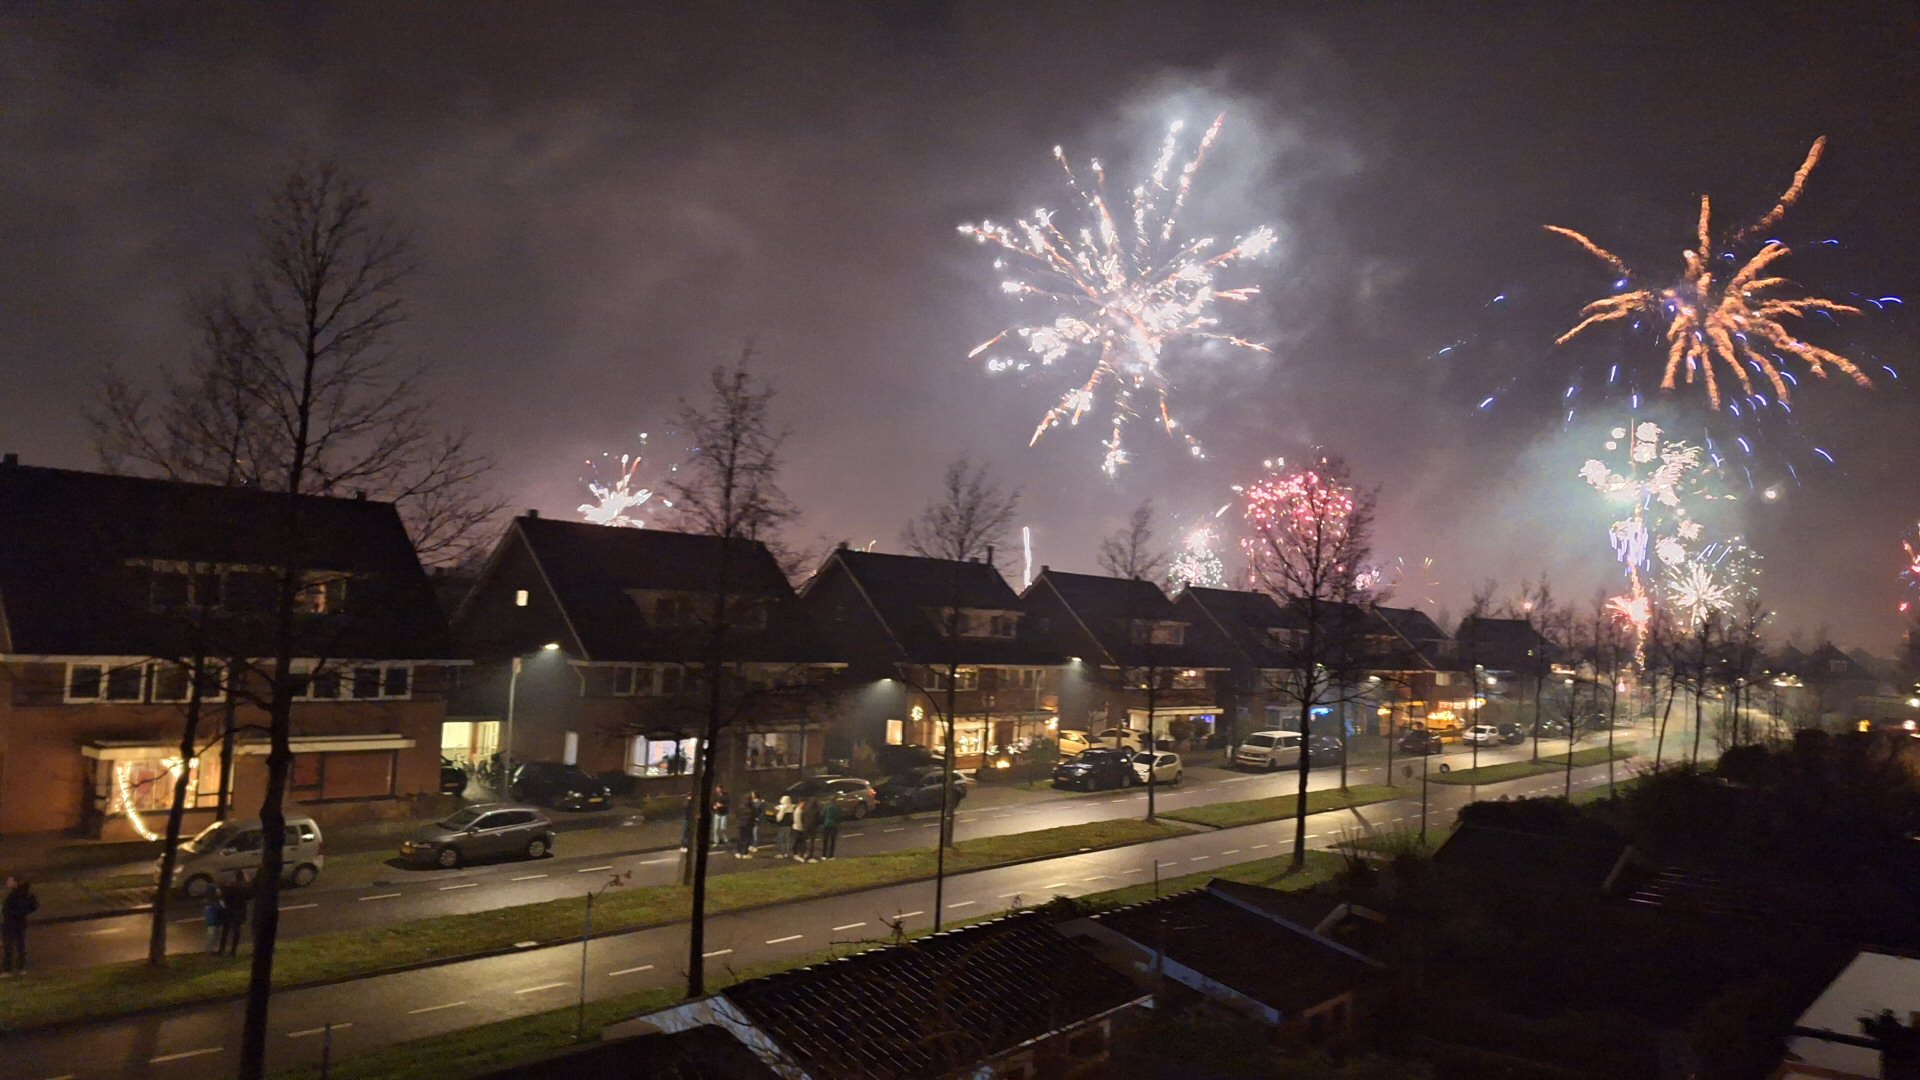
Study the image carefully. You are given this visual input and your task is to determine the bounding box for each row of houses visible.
[0,460,1542,840]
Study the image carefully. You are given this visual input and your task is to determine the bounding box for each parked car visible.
[875,768,972,813]
[165,816,326,898]
[1307,734,1346,767]
[1055,729,1093,756]
[1132,750,1184,785]
[1497,722,1527,745]
[439,758,469,796]
[1461,725,1503,746]
[1233,730,1304,771]
[1052,748,1137,791]
[1397,729,1445,755]
[1091,727,1156,753]
[775,776,878,820]
[510,761,612,811]
[400,804,555,869]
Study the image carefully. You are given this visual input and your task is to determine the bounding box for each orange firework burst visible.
[1546,138,1870,408]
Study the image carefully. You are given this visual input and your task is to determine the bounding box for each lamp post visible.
[504,643,562,796]
[885,675,958,930]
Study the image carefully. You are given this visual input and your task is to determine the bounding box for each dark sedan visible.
[509,761,611,811]
[1396,729,1444,755]
[1307,734,1346,767]
[1052,748,1137,791]
[875,768,972,814]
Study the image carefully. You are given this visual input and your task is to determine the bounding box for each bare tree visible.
[665,360,796,998]
[901,455,1019,569]
[1507,577,1557,763]
[1242,457,1382,871]
[1098,499,1167,581]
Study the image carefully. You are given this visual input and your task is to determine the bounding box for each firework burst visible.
[1548,138,1870,409]
[578,434,677,527]
[961,114,1275,476]
[1581,421,1708,663]
[1663,540,1760,629]
[1900,524,1920,614]
[1168,521,1228,592]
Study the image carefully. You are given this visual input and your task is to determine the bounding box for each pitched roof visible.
[1089,879,1382,1018]
[1029,570,1238,668]
[1456,615,1549,669]
[808,549,1060,666]
[1176,587,1303,669]
[502,516,833,664]
[0,462,454,659]
[1373,605,1446,643]
[715,912,1145,1079]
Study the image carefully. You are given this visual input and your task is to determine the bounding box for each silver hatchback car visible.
[400,804,555,869]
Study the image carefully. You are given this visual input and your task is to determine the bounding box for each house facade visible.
[448,514,839,788]
[0,461,459,840]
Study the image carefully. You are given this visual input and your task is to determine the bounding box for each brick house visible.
[0,461,459,840]
[798,548,1065,769]
[448,514,840,788]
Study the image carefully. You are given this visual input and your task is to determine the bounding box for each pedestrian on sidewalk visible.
[680,793,694,851]
[201,888,226,957]
[218,872,251,956]
[820,797,843,860]
[735,791,762,858]
[795,797,817,861]
[773,795,795,857]
[712,785,731,848]
[3,876,37,975]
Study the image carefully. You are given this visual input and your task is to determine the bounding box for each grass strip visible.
[1076,847,1347,910]
[0,817,1181,1033]
[1158,784,1400,830]
[1430,744,1635,786]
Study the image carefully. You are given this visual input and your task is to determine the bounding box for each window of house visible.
[660,665,685,694]
[102,755,215,813]
[383,666,410,698]
[308,669,342,700]
[612,665,637,696]
[1131,620,1186,645]
[1173,669,1208,689]
[353,667,382,699]
[989,613,1018,638]
[1434,672,1453,686]
[294,573,347,615]
[931,667,979,692]
[150,663,193,703]
[1829,659,1848,673]
[67,664,104,701]
[654,596,696,627]
[515,589,529,607]
[746,732,799,769]
[222,570,279,614]
[626,735,699,777]
[105,664,145,702]
[149,569,192,611]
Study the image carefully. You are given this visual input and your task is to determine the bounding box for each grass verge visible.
[1430,744,1635,786]
[1158,784,1400,830]
[0,817,1182,1033]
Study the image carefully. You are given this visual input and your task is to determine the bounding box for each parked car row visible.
[1230,730,1348,771]
[1050,746,1187,791]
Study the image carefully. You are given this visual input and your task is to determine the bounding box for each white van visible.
[1233,730,1303,771]
[164,816,326,897]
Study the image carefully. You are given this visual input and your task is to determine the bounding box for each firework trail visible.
[1900,525,1920,614]
[578,434,677,527]
[1580,421,1707,663]
[1547,138,1871,410]
[961,114,1275,476]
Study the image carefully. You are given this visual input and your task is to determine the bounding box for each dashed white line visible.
[1043,882,1070,889]
[511,873,549,881]
[1189,856,1210,862]
[702,948,734,958]
[919,823,939,829]
[41,1074,76,1080]
[609,964,655,977]
[515,982,568,995]
[408,1001,467,1015]
[149,1048,223,1065]
[1220,849,1241,856]
[897,910,925,918]
[358,893,402,902]
[832,921,867,931]
[78,925,124,936]
[513,940,540,948]
[1082,875,1111,882]
[766,934,803,944]
[640,857,674,865]
[1251,844,1270,850]
[288,1023,352,1038]
[883,827,906,833]
[947,900,977,909]
[439,882,479,891]
[576,865,615,874]
[281,903,319,911]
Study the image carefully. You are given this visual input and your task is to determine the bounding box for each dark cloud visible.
[2,1,1916,647]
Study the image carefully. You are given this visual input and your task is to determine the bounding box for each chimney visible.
[527,509,540,519]
[1,453,16,467]
[985,544,994,567]
[354,489,366,501]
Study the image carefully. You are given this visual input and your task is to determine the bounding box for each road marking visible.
[512,873,549,881]
[766,934,803,944]
[1251,844,1269,850]
[1305,833,1321,840]
[1082,875,1111,882]
[640,857,674,866]
[79,925,125,936]
[832,921,867,931]
[576,865,615,874]
[288,1023,352,1038]
[1121,867,1146,874]
[609,964,654,976]
[1220,849,1241,856]
[948,900,977,909]
[515,982,568,995]
[919,823,939,829]
[997,892,1024,899]
[408,1001,467,1015]
[281,903,319,911]
[358,893,402,902]
[897,910,925,918]
[1221,776,1251,783]
[883,827,906,833]
[150,1048,223,1065]
[1043,882,1070,889]
[514,940,540,948]
[702,948,734,958]
[1189,856,1210,862]
[439,882,479,891]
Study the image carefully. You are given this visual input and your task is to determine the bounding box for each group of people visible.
[680,785,844,862]
[201,872,253,956]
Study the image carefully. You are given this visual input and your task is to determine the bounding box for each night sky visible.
[3,3,1916,649]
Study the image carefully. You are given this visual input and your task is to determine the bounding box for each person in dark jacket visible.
[819,798,843,860]
[3,876,37,974]
[202,889,226,956]
[711,785,731,848]
[734,792,763,858]
[218,872,251,955]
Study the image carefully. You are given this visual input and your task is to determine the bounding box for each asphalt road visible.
[40,735,1609,971]
[8,747,1638,1080]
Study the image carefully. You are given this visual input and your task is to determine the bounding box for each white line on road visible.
[515,982,568,995]
[150,1048,223,1065]
[288,1023,353,1038]
[997,892,1024,899]
[703,948,734,958]
[948,900,977,909]
[1251,844,1269,850]
[832,922,867,931]
[640,857,674,865]
[408,1001,468,1015]
[1082,875,1110,882]
[439,882,479,891]
[358,893,402,902]
[1121,867,1146,874]
[897,910,924,918]
[1043,882,1070,889]
[514,941,539,948]
[609,964,655,977]
[576,865,615,874]
[919,823,939,829]
[282,903,319,911]
[511,873,549,881]
[883,827,906,833]
[173,916,201,924]
[1220,849,1240,856]
[1189,856,1210,862]
[766,934,803,944]
[78,925,124,936]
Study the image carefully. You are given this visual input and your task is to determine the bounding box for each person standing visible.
[219,873,251,956]
[773,795,795,858]
[2,876,37,974]
[820,797,843,860]
[679,793,695,851]
[735,791,763,858]
[794,797,816,861]
[201,887,226,957]
[712,785,731,848]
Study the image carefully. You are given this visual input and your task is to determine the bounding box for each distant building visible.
[0,461,460,838]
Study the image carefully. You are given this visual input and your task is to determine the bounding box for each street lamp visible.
[504,642,562,795]
[884,675,960,930]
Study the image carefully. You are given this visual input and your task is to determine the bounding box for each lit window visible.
[515,589,529,607]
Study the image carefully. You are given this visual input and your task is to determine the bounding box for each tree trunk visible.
[217,658,240,819]
[1290,686,1314,871]
[685,539,732,999]
[149,654,207,966]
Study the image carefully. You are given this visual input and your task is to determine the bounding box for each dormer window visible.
[1130,620,1186,646]
[932,608,1020,639]
[654,596,696,627]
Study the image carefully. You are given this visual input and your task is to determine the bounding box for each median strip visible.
[1429,745,1635,786]
[1159,784,1400,830]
